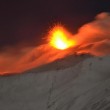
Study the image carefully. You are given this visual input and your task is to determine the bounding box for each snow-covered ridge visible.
[24,54,91,74]
[0,55,110,110]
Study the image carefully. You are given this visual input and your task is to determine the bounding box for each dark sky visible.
[0,0,110,50]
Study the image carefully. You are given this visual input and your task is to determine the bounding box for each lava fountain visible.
[48,25,76,50]
[0,25,77,75]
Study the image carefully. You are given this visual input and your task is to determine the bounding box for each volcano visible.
[0,54,110,110]
[0,12,110,110]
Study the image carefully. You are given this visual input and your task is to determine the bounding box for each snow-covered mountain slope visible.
[0,55,110,110]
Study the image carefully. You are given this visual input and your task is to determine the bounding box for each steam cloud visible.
[0,12,110,75]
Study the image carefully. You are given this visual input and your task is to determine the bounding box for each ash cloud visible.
[75,12,110,56]
[0,44,73,74]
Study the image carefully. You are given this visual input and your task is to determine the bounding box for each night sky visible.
[0,0,110,51]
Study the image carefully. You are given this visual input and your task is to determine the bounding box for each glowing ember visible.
[49,25,76,50]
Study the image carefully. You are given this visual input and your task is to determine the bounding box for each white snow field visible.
[0,54,110,110]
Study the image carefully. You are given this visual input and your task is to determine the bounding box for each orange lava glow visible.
[48,25,76,50]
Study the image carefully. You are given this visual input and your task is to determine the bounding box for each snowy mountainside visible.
[0,55,110,110]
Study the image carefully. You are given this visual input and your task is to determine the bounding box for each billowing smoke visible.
[0,44,73,75]
[0,12,110,75]
[74,12,110,56]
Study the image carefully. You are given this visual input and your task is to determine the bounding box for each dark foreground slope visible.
[0,55,110,110]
